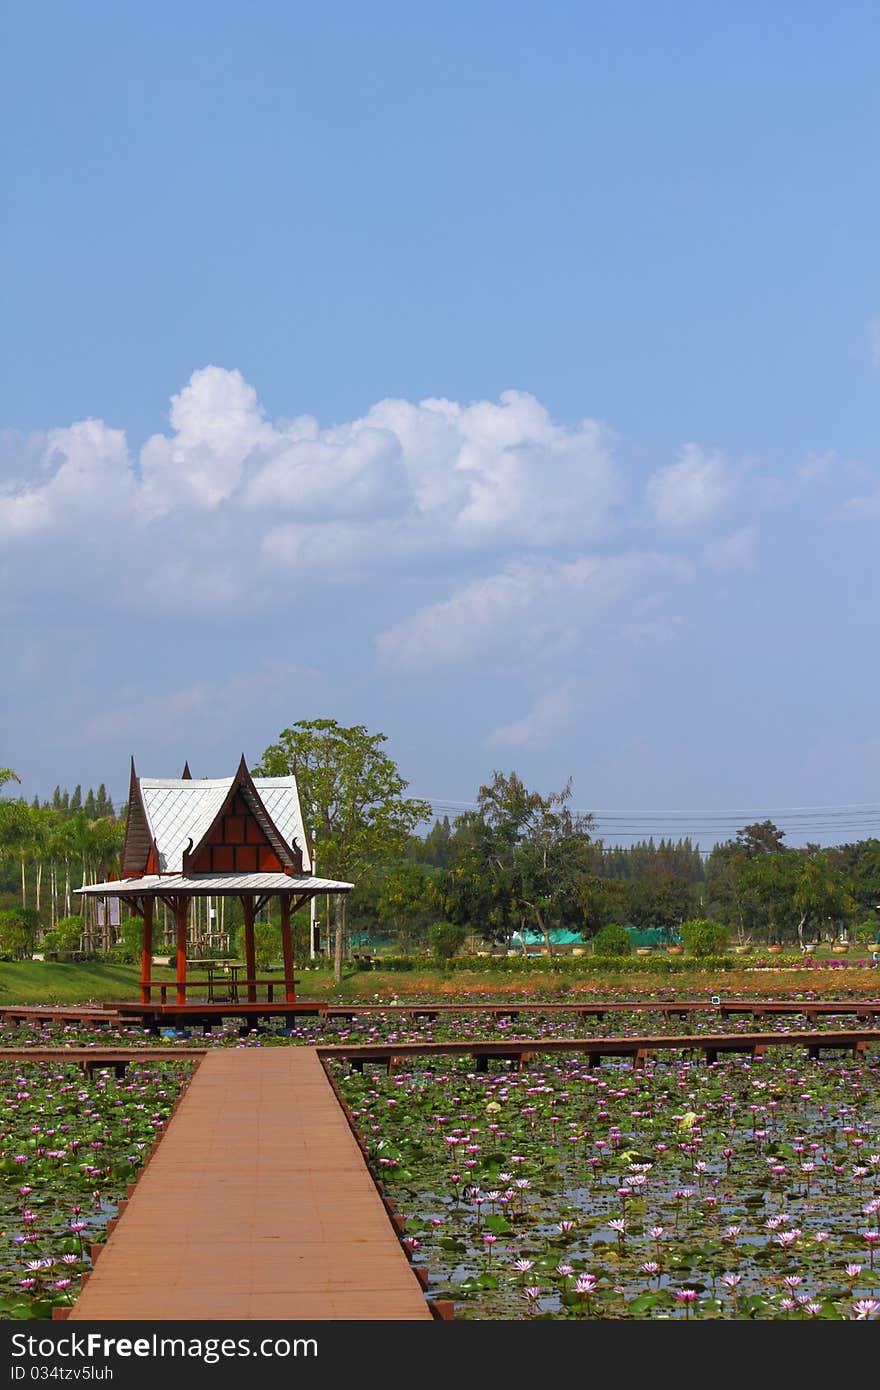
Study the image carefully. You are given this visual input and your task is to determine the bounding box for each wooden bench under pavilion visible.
[76,755,353,1024]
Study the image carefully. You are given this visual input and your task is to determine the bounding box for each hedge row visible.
[360,953,744,973]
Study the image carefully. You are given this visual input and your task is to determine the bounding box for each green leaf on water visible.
[484,1215,512,1234]
[628,1291,665,1313]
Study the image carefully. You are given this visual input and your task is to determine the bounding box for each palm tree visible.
[0,798,34,907]
[0,768,21,790]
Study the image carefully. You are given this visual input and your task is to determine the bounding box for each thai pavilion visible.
[76,755,353,1017]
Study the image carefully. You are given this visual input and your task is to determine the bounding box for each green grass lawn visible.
[1,951,879,1004]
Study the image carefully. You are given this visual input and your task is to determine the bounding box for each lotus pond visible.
[0,1060,194,1319]
[331,1047,880,1319]
[3,1001,880,1321]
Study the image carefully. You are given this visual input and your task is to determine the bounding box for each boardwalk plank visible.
[66,1049,431,1321]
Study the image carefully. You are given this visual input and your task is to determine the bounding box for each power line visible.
[414,795,880,848]
[27,788,880,851]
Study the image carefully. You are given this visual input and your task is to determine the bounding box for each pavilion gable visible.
[182,756,304,875]
[119,759,160,876]
[122,755,310,877]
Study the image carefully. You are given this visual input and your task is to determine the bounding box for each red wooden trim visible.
[279,897,295,1004]
[140,900,153,1004]
[175,901,188,1007]
[242,898,257,1004]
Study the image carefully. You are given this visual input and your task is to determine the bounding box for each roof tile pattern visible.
[137,775,310,874]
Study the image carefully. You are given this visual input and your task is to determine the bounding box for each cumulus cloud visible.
[251,388,623,551]
[0,371,625,607]
[0,366,642,644]
[139,366,276,515]
[646,443,733,528]
[0,419,134,538]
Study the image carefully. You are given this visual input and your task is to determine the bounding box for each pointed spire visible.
[181,761,192,779]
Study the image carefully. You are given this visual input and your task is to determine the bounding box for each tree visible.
[704,821,790,944]
[622,876,698,932]
[830,839,880,919]
[793,851,857,946]
[253,719,431,982]
[0,769,21,791]
[0,798,34,907]
[376,860,440,954]
[405,817,455,868]
[735,820,787,857]
[735,850,801,945]
[449,771,595,956]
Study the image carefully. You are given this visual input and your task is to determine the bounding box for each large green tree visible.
[449,771,596,955]
[376,860,441,953]
[253,719,431,981]
[735,849,801,945]
[793,849,858,946]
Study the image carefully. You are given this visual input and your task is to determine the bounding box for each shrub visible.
[54,916,85,955]
[681,918,730,957]
[853,919,879,946]
[428,921,468,961]
[0,907,40,960]
[591,924,633,956]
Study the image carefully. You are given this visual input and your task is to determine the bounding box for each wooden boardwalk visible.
[318,1029,880,1070]
[63,1049,432,1321]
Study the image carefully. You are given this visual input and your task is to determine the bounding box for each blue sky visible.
[2,2,880,850]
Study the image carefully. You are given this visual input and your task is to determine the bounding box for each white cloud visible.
[0,419,134,539]
[798,451,836,485]
[377,551,690,672]
[139,366,276,515]
[487,685,580,751]
[0,369,633,620]
[704,525,757,571]
[646,443,733,528]
[245,425,409,520]
[837,491,880,521]
[251,387,623,551]
[82,662,321,747]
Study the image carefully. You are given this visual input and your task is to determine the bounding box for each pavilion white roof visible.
[77,873,353,898]
[137,775,311,873]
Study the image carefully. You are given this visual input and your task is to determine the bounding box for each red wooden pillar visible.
[279,895,295,1003]
[140,899,154,1004]
[243,899,257,1002]
[175,898,189,1007]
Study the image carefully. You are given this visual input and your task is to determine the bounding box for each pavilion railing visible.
[139,978,299,1004]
